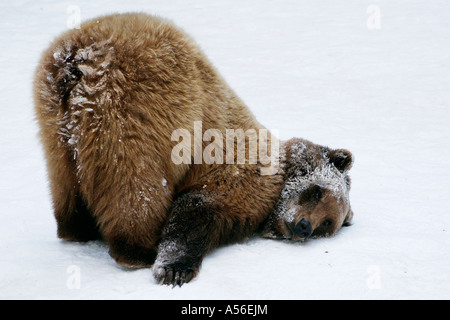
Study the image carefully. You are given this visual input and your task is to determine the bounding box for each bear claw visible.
[153,263,199,287]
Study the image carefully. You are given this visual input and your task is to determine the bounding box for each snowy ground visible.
[1,0,449,300]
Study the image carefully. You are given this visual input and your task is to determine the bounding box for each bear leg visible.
[153,188,262,286]
[153,202,216,285]
[40,128,100,242]
[56,194,101,242]
[107,235,158,268]
[93,176,172,268]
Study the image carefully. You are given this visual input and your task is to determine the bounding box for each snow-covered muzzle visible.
[261,138,354,241]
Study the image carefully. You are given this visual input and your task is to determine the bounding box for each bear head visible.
[262,138,354,241]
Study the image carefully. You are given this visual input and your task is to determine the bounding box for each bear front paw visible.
[153,260,200,286]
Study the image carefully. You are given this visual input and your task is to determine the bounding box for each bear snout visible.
[284,218,313,240]
[294,218,313,239]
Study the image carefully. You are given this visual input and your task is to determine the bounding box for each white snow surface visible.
[1,0,449,300]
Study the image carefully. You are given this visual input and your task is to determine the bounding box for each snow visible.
[1,0,449,299]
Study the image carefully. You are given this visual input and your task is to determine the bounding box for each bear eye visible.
[322,219,332,227]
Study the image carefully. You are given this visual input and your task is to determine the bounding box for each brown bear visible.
[34,13,354,286]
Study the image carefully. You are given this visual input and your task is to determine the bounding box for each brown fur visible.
[34,13,353,286]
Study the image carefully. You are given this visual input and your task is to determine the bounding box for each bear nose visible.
[294,218,312,239]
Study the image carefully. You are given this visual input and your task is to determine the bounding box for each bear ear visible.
[328,149,353,173]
